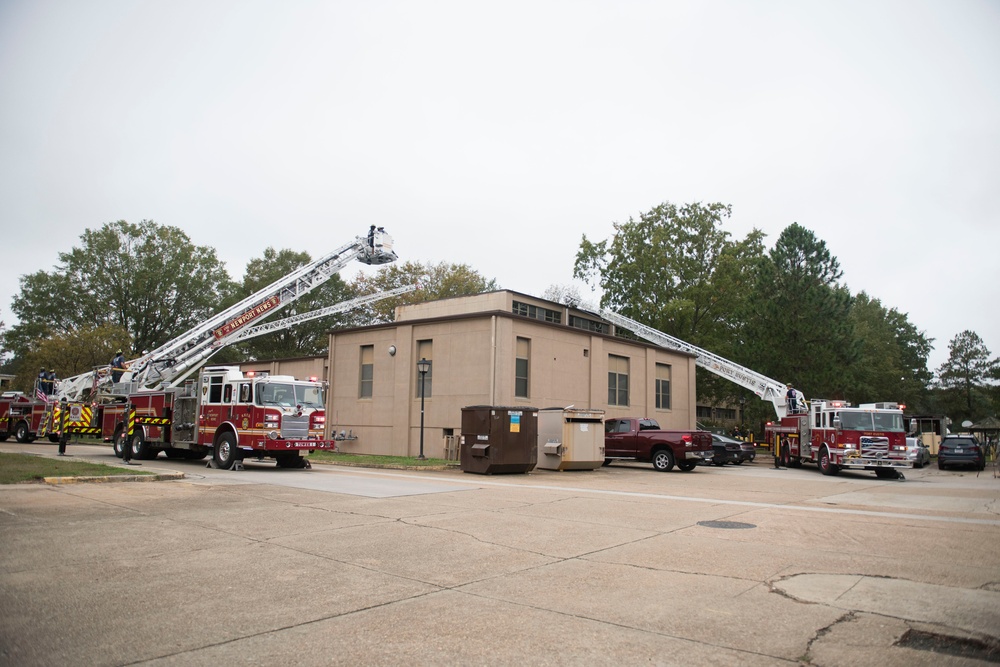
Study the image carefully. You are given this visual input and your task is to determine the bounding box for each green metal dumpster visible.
[536,407,605,471]
[460,406,538,474]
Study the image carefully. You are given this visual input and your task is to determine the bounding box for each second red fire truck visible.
[595,309,911,478]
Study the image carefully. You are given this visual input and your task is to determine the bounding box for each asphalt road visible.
[1,441,998,666]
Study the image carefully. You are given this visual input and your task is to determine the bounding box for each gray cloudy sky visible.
[1,0,998,373]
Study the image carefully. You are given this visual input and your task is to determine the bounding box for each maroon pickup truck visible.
[604,418,713,472]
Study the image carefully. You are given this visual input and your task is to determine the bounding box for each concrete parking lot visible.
[1,441,998,666]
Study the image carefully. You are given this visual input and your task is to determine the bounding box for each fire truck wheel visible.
[0,430,8,442]
[651,449,675,472]
[875,468,899,479]
[130,432,157,460]
[15,421,31,443]
[184,448,209,461]
[112,429,126,458]
[818,447,840,476]
[214,432,240,470]
[48,434,60,443]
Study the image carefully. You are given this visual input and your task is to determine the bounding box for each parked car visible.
[738,440,756,463]
[937,434,985,471]
[705,433,742,466]
[905,437,931,468]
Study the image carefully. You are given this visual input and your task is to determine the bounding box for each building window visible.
[607,355,629,406]
[697,405,713,419]
[569,315,608,334]
[512,300,561,324]
[416,340,432,398]
[655,363,671,410]
[515,337,530,398]
[359,345,374,398]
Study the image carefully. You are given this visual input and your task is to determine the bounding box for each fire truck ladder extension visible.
[55,228,397,401]
[227,284,419,343]
[596,308,791,418]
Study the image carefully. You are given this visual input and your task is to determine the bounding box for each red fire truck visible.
[109,367,330,468]
[765,400,909,478]
[0,388,103,444]
[28,227,404,468]
[594,309,911,479]
[0,391,45,442]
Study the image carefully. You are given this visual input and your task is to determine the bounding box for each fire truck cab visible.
[767,399,909,478]
[119,366,333,469]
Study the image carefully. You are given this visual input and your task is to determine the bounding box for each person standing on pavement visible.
[774,437,787,469]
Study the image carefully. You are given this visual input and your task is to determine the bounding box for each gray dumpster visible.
[460,406,538,474]
[536,408,605,471]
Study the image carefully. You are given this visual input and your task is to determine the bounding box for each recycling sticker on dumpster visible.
[510,411,521,433]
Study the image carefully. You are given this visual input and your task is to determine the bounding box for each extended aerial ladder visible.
[593,308,793,419]
[56,229,399,402]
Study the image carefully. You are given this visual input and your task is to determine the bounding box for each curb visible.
[310,460,460,472]
[43,471,186,485]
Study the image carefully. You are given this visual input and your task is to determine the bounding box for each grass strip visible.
[0,452,152,484]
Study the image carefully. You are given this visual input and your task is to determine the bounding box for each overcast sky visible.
[1,0,997,375]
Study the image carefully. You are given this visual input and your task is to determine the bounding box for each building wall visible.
[325,292,699,458]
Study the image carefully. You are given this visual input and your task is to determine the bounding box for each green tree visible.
[935,330,999,421]
[221,247,357,361]
[2,221,236,367]
[13,323,130,393]
[350,261,499,323]
[741,223,856,400]
[574,202,762,345]
[573,201,765,405]
[846,292,932,408]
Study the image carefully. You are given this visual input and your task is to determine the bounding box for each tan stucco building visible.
[318,290,699,459]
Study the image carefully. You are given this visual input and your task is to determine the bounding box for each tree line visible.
[572,202,999,427]
[1,210,997,427]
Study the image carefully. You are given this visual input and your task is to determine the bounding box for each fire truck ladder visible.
[594,308,792,419]
[56,229,398,401]
[226,284,418,343]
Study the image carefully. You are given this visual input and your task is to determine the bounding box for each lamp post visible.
[416,358,431,460]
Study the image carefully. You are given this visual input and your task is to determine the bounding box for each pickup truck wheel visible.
[214,432,240,470]
[602,458,611,467]
[651,449,675,472]
[677,460,697,472]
